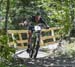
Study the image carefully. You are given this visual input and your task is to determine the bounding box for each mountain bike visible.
[29,25,41,59]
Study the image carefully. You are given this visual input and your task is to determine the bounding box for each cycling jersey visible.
[28,16,48,31]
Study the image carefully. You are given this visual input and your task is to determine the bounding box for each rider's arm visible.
[40,18,49,28]
[29,16,35,22]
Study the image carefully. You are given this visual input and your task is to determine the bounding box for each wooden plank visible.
[16,40,28,43]
[16,46,27,49]
[41,36,55,40]
[45,42,57,46]
[42,27,63,32]
[41,35,60,40]
[8,42,16,46]
[9,40,28,45]
[8,30,28,34]
[7,27,63,48]
[8,27,63,34]
[42,29,50,32]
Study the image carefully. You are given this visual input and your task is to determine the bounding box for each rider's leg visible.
[26,30,32,53]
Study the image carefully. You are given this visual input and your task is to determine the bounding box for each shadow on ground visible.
[13,56,75,67]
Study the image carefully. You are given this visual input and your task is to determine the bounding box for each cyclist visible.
[26,12,49,53]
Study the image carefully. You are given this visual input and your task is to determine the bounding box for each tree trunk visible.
[5,0,9,34]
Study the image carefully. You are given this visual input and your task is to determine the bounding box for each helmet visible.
[36,12,41,16]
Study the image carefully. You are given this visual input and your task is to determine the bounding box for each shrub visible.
[0,35,15,65]
[54,41,75,58]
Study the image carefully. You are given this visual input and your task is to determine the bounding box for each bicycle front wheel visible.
[33,32,40,59]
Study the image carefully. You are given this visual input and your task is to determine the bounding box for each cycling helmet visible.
[36,12,41,16]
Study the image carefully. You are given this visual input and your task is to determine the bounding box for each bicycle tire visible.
[29,31,40,59]
[33,45,39,59]
[33,34,40,59]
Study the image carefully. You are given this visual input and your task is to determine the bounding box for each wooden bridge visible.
[8,27,63,48]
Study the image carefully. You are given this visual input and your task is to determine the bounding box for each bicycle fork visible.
[30,31,40,59]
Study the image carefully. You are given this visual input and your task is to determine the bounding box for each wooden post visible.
[11,33,17,48]
[18,33,24,47]
[7,27,63,48]
[51,29,56,42]
[40,36,44,46]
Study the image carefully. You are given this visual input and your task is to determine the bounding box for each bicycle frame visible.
[29,26,41,59]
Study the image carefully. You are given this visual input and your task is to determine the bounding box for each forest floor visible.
[13,41,75,67]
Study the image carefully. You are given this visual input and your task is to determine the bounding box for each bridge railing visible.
[7,27,63,48]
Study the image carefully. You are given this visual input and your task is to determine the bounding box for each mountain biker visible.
[26,12,49,53]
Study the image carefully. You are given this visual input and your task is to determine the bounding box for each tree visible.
[5,0,10,34]
[0,0,75,35]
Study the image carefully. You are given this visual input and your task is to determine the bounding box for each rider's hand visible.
[24,21,28,26]
[46,25,49,29]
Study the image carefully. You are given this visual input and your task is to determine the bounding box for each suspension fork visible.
[36,31,41,48]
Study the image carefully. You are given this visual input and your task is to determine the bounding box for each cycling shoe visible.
[26,48,30,53]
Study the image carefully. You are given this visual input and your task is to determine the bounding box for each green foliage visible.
[0,35,15,63]
[0,0,75,34]
[0,62,26,67]
[53,42,75,58]
[64,42,75,58]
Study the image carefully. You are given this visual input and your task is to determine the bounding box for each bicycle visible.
[13,23,49,59]
[29,25,41,59]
